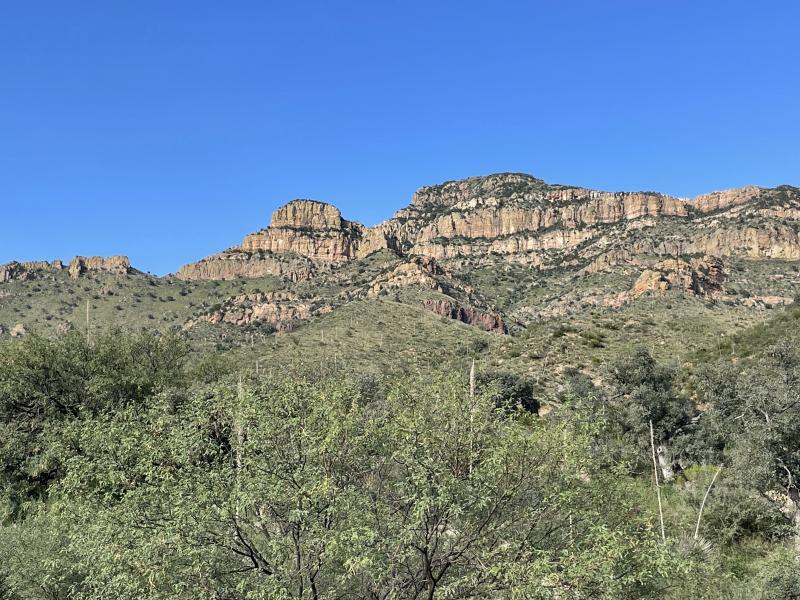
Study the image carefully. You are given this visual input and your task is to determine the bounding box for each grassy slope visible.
[2,252,799,401]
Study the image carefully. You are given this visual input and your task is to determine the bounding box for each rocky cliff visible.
[366,174,800,268]
[4,172,800,341]
[170,172,800,333]
[241,200,364,261]
[176,250,316,282]
[67,256,131,278]
[178,200,366,280]
[178,174,800,281]
[1,256,131,282]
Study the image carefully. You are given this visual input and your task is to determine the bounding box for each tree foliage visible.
[0,332,679,599]
[7,329,800,599]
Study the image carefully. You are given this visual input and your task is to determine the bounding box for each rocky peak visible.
[270,199,347,230]
[241,200,364,261]
[67,256,131,279]
[178,173,800,284]
[410,173,547,209]
[179,200,367,280]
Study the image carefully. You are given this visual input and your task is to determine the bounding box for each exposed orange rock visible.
[176,251,315,281]
[241,200,364,262]
[423,298,507,334]
[1,257,130,282]
[68,256,130,279]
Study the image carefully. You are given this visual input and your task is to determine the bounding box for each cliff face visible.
[422,298,507,334]
[4,172,799,340]
[1,256,130,282]
[67,256,131,279]
[1,261,63,282]
[176,251,315,282]
[241,200,364,261]
[178,200,365,280]
[172,172,800,336]
[365,174,800,266]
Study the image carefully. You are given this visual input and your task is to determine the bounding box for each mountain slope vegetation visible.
[2,172,800,598]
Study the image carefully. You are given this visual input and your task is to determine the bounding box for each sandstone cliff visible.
[176,251,315,282]
[241,200,364,261]
[178,173,800,283]
[366,174,800,268]
[67,256,131,279]
[172,172,800,335]
[178,200,366,280]
[1,256,131,282]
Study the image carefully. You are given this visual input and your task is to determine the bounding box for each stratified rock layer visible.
[0,257,131,282]
[176,251,315,282]
[178,174,800,282]
[241,200,364,261]
[172,173,800,333]
[67,256,131,279]
[178,200,366,280]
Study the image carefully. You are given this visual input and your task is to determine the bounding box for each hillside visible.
[5,172,800,599]
[3,172,799,396]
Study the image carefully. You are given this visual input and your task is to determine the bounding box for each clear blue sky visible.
[2,1,798,274]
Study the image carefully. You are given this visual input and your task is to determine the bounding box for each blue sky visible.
[1,1,798,274]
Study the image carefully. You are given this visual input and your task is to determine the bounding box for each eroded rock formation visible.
[607,256,727,307]
[184,290,321,330]
[241,200,364,261]
[176,251,315,281]
[423,299,507,334]
[178,200,367,280]
[177,173,800,285]
[366,256,445,297]
[68,256,131,279]
[1,257,130,282]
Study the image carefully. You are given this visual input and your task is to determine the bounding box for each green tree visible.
[696,341,800,550]
[0,328,188,518]
[605,348,694,481]
[1,369,679,599]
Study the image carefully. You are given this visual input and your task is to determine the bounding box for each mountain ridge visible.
[3,171,800,350]
[174,172,800,278]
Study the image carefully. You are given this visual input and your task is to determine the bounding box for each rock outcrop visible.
[366,256,445,297]
[67,256,131,279]
[178,200,367,280]
[607,256,727,307]
[423,298,507,334]
[686,224,800,260]
[177,174,800,285]
[1,257,131,282]
[694,186,763,213]
[1,260,62,282]
[348,174,800,271]
[241,200,365,261]
[176,251,315,282]
[184,291,330,331]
